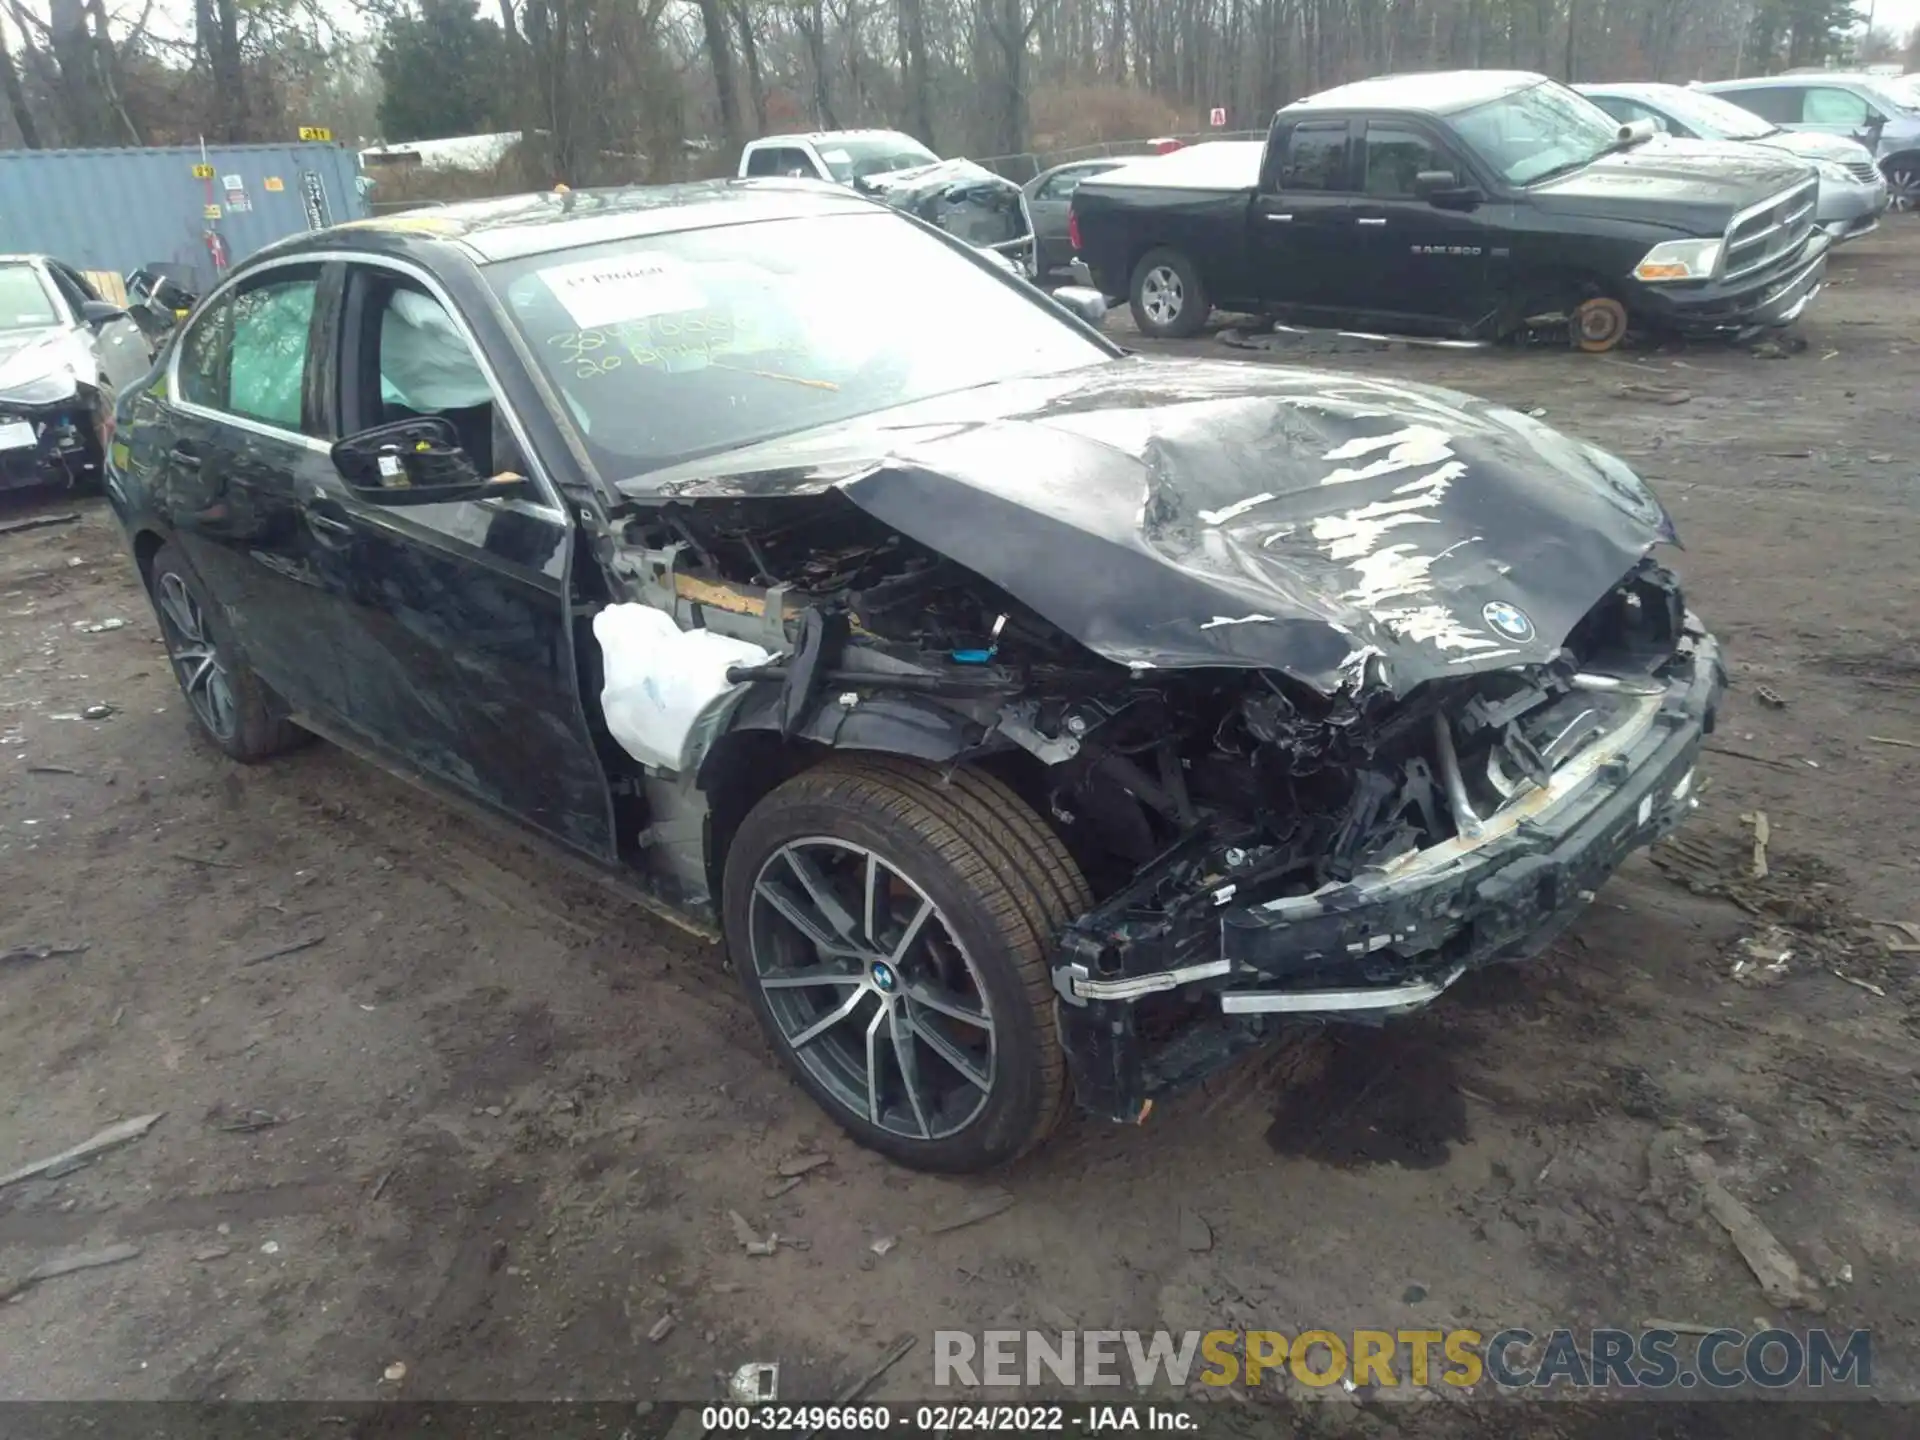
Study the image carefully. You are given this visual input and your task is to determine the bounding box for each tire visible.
[148,543,307,763]
[722,756,1089,1172]
[1882,153,1920,213]
[1128,247,1210,339]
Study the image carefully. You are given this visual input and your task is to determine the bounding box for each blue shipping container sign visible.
[0,142,368,290]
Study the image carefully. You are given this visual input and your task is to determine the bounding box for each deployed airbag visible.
[594,603,771,773]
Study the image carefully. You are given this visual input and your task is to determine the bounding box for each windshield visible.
[490,211,1108,484]
[820,135,939,182]
[0,264,61,332]
[1452,81,1624,185]
[1857,77,1920,115]
[1644,86,1777,139]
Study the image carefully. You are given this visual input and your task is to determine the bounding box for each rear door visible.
[1250,117,1366,316]
[301,257,614,856]
[1350,119,1499,336]
[157,258,348,724]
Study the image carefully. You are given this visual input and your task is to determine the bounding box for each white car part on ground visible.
[594,603,771,774]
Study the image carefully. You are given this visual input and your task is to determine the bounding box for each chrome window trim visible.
[165,249,566,521]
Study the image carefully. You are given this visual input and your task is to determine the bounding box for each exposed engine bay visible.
[613,488,1691,919]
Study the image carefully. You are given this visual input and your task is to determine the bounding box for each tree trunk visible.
[695,0,742,150]
[897,0,935,147]
[85,0,142,144]
[800,0,838,128]
[0,16,41,147]
[732,1,768,133]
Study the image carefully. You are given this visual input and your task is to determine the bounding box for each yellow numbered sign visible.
[203,203,222,220]
[264,176,285,192]
[297,126,333,143]
[191,163,215,179]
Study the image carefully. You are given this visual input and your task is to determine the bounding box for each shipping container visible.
[0,142,369,297]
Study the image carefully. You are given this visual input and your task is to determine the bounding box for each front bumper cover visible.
[1053,618,1726,1122]
[1625,234,1832,337]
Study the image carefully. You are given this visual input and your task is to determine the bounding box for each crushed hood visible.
[0,326,79,386]
[1530,140,1811,226]
[631,358,1676,698]
[855,159,1032,251]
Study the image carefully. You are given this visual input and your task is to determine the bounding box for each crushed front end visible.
[0,397,104,492]
[1037,562,1724,1121]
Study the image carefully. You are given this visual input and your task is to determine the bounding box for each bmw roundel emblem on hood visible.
[1482,600,1535,642]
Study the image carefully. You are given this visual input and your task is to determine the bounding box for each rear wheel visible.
[149,544,306,762]
[1128,247,1210,339]
[721,757,1088,1172]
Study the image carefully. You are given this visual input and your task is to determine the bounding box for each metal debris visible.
[0,1243,142,1301]
[0,941,88,966]
[25,764,77,775]
[1684,1152,1820,1309]
[1867,735,1918,749]
[729,1210,762,1250]
[192,1247,232,1263]
[79,618,127,633]
[1642,1319,1726,1336]
[214,1108,282,1134]
[1755,686,1787,709]
[728,1362,779,1404]
[763,1177,803,1199]
[926,1189,1017,1234]
[383,1361,407,1383]
[1732,927,1793,984]
[869,1235,897,1257]
[238,934,326,967]
[1831,970,1886,998]
[777,1153,831,1178]
[1616,384,1692,405]
[1874,920,1920,954]
[0,1113,162,1188]
[647,1314,676,1342]
[80,704,114,720]
[0,512,80,538]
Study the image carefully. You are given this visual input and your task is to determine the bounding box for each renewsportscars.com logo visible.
[934,1328,1873,1392]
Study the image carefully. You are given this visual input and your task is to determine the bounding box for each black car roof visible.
[1287,69,1547,116]
[263,178,885,267]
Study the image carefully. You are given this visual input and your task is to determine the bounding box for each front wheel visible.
[1882,154,1920,213]
[1128,247,1210,339]
[721,757,1089,1172]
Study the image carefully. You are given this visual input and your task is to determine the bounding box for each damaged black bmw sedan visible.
[106,181,1724,1172]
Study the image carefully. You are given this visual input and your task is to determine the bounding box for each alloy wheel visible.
[1886,164,1920,213]
[1141,265,1185,327]
[747,837,996,1141]
[155,572,239,742]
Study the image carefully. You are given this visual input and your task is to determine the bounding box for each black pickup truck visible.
[1070,70,1832,350]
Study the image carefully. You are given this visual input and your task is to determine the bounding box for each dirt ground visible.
[1,226,1916,1419]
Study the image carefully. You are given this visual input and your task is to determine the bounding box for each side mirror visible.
[329,415,529,507]
[1414,170,1482,209]
[80,299,127,328]
[1051,285,1108,327]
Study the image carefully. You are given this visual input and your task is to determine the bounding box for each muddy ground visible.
[1,226,1916,1423]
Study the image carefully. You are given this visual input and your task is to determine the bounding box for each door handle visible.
[1264,212,1294,222]
[167,442,201,471]
[1356,217,1388,227]
[303,500,356,545]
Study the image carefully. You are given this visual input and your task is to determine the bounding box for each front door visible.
[1350,121,1498,337]
[304,259,614,857]
[1251,118,1367,319]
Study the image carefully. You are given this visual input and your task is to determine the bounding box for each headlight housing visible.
[1633,237,1721,283]
[0,368,79,406]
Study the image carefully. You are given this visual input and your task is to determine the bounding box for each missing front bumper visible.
[1053,620,1725,1122]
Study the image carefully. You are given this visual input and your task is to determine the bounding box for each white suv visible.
[737,131,939,185]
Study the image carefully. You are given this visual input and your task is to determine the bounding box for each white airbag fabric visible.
[594,603,771,773]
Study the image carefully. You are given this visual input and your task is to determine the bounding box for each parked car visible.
[1,253,154,493]
[107,180,1724,1172]
[1023,158,1129,282]
[1578,82,1888,240]
[1696,74,1920,212]
[1070,70,1831,350]
[737,130,939,184]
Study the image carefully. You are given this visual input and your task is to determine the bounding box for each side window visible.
[1039,165,1097,199]
[1279,123,1352,192]
[1803,87,1870,126]
[744,146,784,177]
[354,270,520,478]
[1363,125,1441,198]
[1726,87,1798,124]
[176,270,320,433]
